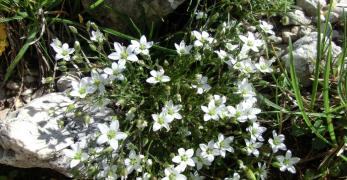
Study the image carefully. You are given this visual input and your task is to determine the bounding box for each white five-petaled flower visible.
[214,134,234,158]
[130,35,153,55]
[162,167,187,180]
[104,61,126,81]
[172,148,195,172]
[199,141,220,162]
[191,30,214,47]
[201,101,220,121]
[215,49,229,60]
[90,30,105,43]
[239,32,263,53]
[124,150,144,174]
[268,130,287,153]
[236,78,256,98]
[276,150,300,174]
[195,11,207,19]
[236,99,261,122]
[70,77,93,98]
[152,112,171,131]
[50,39,75,61]
[162,100,182,121]
[175,40,192,55]
[255,56,274,73]
[259,20,275,35]
[146,69,171,84]
[244,139,263,157]
[192,149,211,170]
[246,122,267,142]
[64,141,88,168]
[108,42,138,62]
[225,172,241,180]
[89,69,108,94]
[191,74,211,94]
[257,162,268,180]
[97,120,127,150]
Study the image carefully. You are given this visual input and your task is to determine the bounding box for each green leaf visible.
[4,28,38,81]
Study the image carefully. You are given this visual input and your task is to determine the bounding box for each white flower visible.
[146,69,171,84]
[189,171,205,180]
[124,150,144,174]
[225,43,238,51]
[50,40,75,61]
[257,162,268,180]
[214,134,234,157]
[64,141,88,168]
[201,101,220,121]
[225,173,240,180]
[90,30,105,43]
[192,30,214,47]
[236,99,261,122]
[97,120,127,150]
[172,148,195,172]
[89,69,108,94]
[70,77,93,98]
[268,130,287,153]
[276,150,300,174]
[162,100,182,121]
[211,95,227,107]
[152,112,171,131]
[246,122,267,142]
[244,139,263,157]
[191,74,211,94]
[239,32,263,53]
[215,49,229,60]
[218,105,236,119]
[175,40,192,55]
[236,78,255,98]
[108,42,138,62]
[255,57,274,73]
[162,167,187,180]
[130,35,153,55]
[236,59,257,74]
[104,61,126,81]
[199,141,220,162]
[89,97,111,113]
[259,20,275,35]
[195,11,207,19]
[193,149,211,170]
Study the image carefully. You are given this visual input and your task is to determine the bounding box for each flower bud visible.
[74,41,81,51]
[89,43,97,51]
[68,26,78,34]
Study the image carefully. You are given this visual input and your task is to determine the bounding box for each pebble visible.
[6,81,20,90]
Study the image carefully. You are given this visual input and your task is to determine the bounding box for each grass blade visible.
[288,38,332,146]
[4,28,38,81]
[323,37,337,145]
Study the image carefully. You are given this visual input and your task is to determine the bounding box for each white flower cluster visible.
[152,100,182,131]
[51,18,301,179]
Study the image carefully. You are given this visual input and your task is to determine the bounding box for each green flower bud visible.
[68,26,78,34]
[74,41,81,52]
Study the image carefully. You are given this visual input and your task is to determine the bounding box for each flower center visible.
[107,130,116,139]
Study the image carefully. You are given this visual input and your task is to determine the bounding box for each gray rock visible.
[282,9,312,26]
[0,93,74,176]
[282,32,341,87]
[6,81,20,90]
[57,74,79,92]
[297,0,326,16]
[81,0,186,32]
[331,0,347,24]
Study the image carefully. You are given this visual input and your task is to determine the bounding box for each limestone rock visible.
[297,0,326,16]
[0,93,74,176]
[57,74,79,92]
[282,32,341,87]
[81,0,186,32]
[282,9,312,26]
